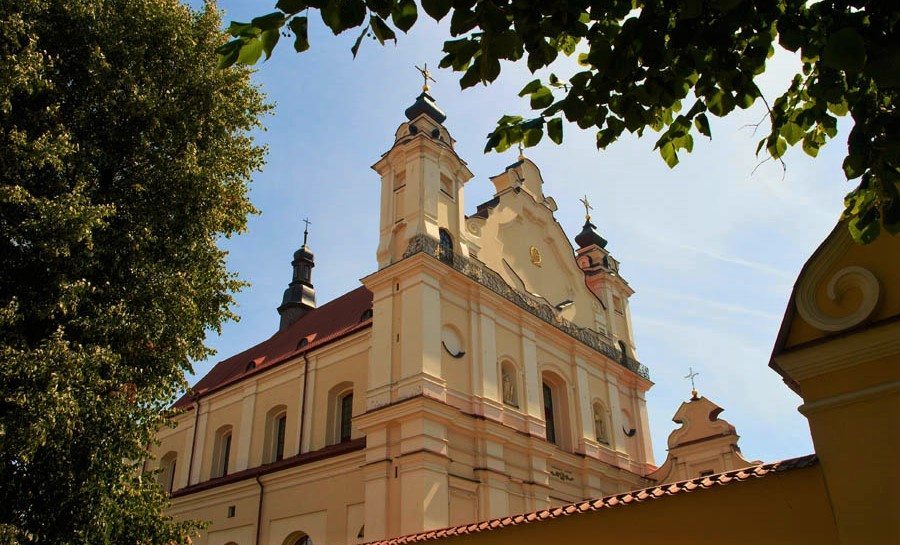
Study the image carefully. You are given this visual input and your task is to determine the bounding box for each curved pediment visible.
[470,162,603,330]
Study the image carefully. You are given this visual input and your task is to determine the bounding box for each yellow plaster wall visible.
[422,464,839,545]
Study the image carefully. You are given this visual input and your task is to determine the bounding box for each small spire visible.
[579,195,593,222]
[684,366,700,400]
[517,141,526,161]
[415,63,436,93]
[302,217,311,246]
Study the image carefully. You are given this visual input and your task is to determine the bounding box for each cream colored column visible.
[636,391,654,465]
[235,382,257,471]
[375,165,396,268]
[362,426,391,542]
[479,308,499,402]
[287,363,304,458]
[398,417,450,535]
[476,439,509,519]
[178,415,194,489]
[300,361,317,452]
[188,404,209,484]
[606,373,626,455]
[521,328,543,437]
[367,284,394,409]
[398,272,444,400]
[574,359,596,454]
[468,302,484,398]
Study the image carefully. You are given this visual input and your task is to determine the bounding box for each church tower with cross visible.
[148,71,762,545]
[278,218,317,330]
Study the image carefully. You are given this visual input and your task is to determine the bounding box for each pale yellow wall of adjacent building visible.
[771,224,900,545]
[394,463,841,545]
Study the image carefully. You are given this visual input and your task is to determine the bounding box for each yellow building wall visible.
[422,464,839,545]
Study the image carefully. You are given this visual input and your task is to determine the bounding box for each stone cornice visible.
[773,319,900,383]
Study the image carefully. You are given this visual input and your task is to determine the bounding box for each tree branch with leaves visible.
[220,0,897,243]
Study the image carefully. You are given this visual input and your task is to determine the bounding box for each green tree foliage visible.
[220,0,898,243]
[0,0,268,542]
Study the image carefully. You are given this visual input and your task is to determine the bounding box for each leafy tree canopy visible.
[0,0,267,542]
[220,0,898,244]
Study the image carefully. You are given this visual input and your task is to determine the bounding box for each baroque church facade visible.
[151,89,755,545]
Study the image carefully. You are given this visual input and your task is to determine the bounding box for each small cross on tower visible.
[684,366,700,400]
[302,217,311,246]
[579,195,593,221]
[415,63,436,92]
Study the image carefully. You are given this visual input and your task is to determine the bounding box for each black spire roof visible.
[575,220,608,249]
[404,91,447,124]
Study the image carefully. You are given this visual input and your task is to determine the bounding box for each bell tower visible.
[574,197,637,357]
[277,219,316,330]
[371,75,474,268]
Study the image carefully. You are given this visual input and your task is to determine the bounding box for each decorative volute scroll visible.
[795,264,881,333]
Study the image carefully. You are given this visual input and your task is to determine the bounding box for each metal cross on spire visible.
[302,217,311,246]
[684,366,700,399]
[415,63,436,92]
[579,195,593,221]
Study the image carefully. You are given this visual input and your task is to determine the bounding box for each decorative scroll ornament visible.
[796,265,880,332]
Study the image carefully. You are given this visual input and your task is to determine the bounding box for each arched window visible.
[327,383,354,445]
[541,372,571,449]
[158,451,178,493]
[542,383,557,445]
[283,533,312,545]
[438,229,453,264]
[211,425,233,478]
[339,392,353,443]
[264,406,288,463]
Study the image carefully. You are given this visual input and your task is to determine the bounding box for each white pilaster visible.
[235,382,257,471]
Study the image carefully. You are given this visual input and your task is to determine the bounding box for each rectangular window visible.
[220,434,231,477]
[340,394,353,443]
[543,384,557,445]
[275,415,286,461]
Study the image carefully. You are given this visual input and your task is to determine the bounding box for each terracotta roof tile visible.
[360,454,818,545]
[174,286,372,408]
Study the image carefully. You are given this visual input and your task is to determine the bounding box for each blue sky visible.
[191,1,853,465]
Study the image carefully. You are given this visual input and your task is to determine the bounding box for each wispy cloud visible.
[640,287,782,321]
[674,242,794,280]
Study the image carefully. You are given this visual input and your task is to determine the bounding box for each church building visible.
[151,85,761,545]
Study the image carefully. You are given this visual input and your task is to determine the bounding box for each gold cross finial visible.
[684,366,700,400]
[302,217,311,246]
[415,63,436,92]
[579,195,593,221]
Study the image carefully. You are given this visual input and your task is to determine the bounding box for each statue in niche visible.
[502,367,518,407]
[593,405,609,444]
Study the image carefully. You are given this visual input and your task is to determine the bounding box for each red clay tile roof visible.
[361,454,818,545]
[174,286,373,408]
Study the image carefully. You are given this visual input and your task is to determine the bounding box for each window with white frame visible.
[158,451,177,493]
[211,425,233,479]
[263,405,288,463]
